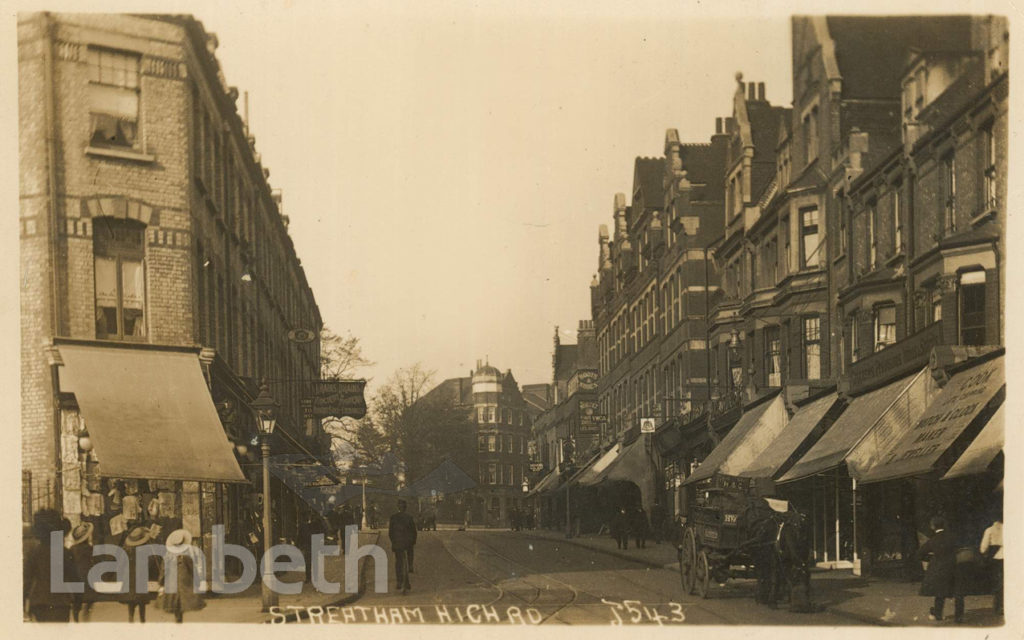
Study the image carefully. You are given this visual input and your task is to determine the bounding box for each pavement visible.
[521,527,1005,627]
[75,529,381,623]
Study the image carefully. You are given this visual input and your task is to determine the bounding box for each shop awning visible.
[58,343,246,483]
[737,393,841,479]
[574,443,622,486]
[527,468,563,497]
[603,436,658,485]
[779,369,927,483]
[404,459,476,498]
[654,423,683,456]
[684,393,784,486]
[943,403,1004,479]
[852,355,1004,483]
[269,454,390,515]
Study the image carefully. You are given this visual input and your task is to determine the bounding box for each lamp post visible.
[251,380,278,612]
[360,469,368,530]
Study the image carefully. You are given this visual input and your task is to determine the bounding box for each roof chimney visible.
[758,82,765,101]
[748,82,756,101]
[715,117,723,134]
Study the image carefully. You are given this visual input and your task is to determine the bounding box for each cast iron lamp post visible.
[251,380,279,611]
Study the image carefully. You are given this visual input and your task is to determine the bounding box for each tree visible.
[371,365,476,485]
[320,327,373,381]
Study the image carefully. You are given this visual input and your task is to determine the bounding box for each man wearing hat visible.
[23,509,78,622]
[388,499,417,594]
[69,522,95,622]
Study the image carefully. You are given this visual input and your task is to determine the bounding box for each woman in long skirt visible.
[158,529,206,623]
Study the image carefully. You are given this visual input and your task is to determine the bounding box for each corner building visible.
[20,13,328,549]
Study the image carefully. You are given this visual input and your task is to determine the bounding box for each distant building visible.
[416,361,545,526]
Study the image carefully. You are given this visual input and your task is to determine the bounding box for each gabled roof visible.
[826,16,973,99]
[633,157,666,210]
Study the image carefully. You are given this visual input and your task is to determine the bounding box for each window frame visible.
[873,304,897,352]
[959,271,986,346]
[803,316,821,380]
[799,206,821,269]
[86,46,142,151]
[93,218,147,341]
[764,326,781,388]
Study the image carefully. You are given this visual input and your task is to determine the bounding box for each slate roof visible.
[826,16,973,99]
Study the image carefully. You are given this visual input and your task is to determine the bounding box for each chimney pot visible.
[748,83,756,100]
[758,82,765,100]
[716,117,723,134]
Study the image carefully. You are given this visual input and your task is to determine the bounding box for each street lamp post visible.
[360,470,368,529]
[251,380,279,612]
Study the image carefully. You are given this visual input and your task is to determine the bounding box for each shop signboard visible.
[578,399,606,434]
[311,380,367,419]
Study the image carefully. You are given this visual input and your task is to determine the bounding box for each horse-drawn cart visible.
[677,474,808,603]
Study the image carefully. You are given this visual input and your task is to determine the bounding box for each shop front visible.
[53,339,248,553]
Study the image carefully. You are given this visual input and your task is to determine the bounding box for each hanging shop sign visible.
[311,380,367,419]
[578,399,607,433]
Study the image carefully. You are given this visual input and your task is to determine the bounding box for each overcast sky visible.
[194,3,794,391]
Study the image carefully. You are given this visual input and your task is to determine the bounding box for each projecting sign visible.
[530,463,544,472]
[640,418,656,433]
[288,328,317,343]
[311,379,368,419]
[579,399,607,434]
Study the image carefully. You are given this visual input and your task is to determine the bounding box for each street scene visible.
[18,4,1007,630]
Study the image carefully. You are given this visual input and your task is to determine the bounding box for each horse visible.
[745,501,813,610]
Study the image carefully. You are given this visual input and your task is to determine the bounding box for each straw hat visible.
[70,522,94,546]
[165,528,193,554]
[123,525,155,547]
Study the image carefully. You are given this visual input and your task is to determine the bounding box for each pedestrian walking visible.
[610,507,629,550]
[980,512,1003,615]
[24,509,78,622]
[120,525,159,622]
[915,516,963,623]
[68,522,96,622]
[157,529,206,623]
[388,499,418,594]
[630,506,649,549]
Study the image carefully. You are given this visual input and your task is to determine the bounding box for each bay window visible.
[959,271,986,345]
[873,304,896,352]
[803,316,821,380]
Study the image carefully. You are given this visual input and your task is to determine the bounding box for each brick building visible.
[417,361,542,526]
[20,13,329,546]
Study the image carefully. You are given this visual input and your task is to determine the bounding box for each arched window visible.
[94,218,146,339]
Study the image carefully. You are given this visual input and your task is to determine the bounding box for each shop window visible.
[873,305,896,352]
[803,316,821,380]
[87,47,140,149]
[94,218,146,340]
[765,326,781,387]
[800,207,821,268]
[959,271,986,345]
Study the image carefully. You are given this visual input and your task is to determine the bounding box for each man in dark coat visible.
[915,516,963,623]
[388,500,417,594]
[24,509,78,622]
[630,506,649,549]
[610,508,629,550]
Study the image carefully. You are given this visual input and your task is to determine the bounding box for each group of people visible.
[609,505,652,550]
[23,508,205,623]
[916,513,1003,623]
[509,507,535,531]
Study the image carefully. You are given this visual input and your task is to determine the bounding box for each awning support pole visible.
[852,477,859,572]
[834,467,840,564]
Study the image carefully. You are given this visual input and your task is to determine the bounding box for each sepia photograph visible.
[15,1,1011,629]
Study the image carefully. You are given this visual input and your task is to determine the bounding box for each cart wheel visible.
[695,549,711,599]
[679,528,697,595]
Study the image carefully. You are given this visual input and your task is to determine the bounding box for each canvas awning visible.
[737,392,841,479]
[943,402,1004,479]
[684,393,784,486]
[851,355,1004,483]
[779,369,928,483]
[404,459,476,497]
[58,343,246,483]
[574,443,622,486]
[269,454,390,515]
[527,468,563,497]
